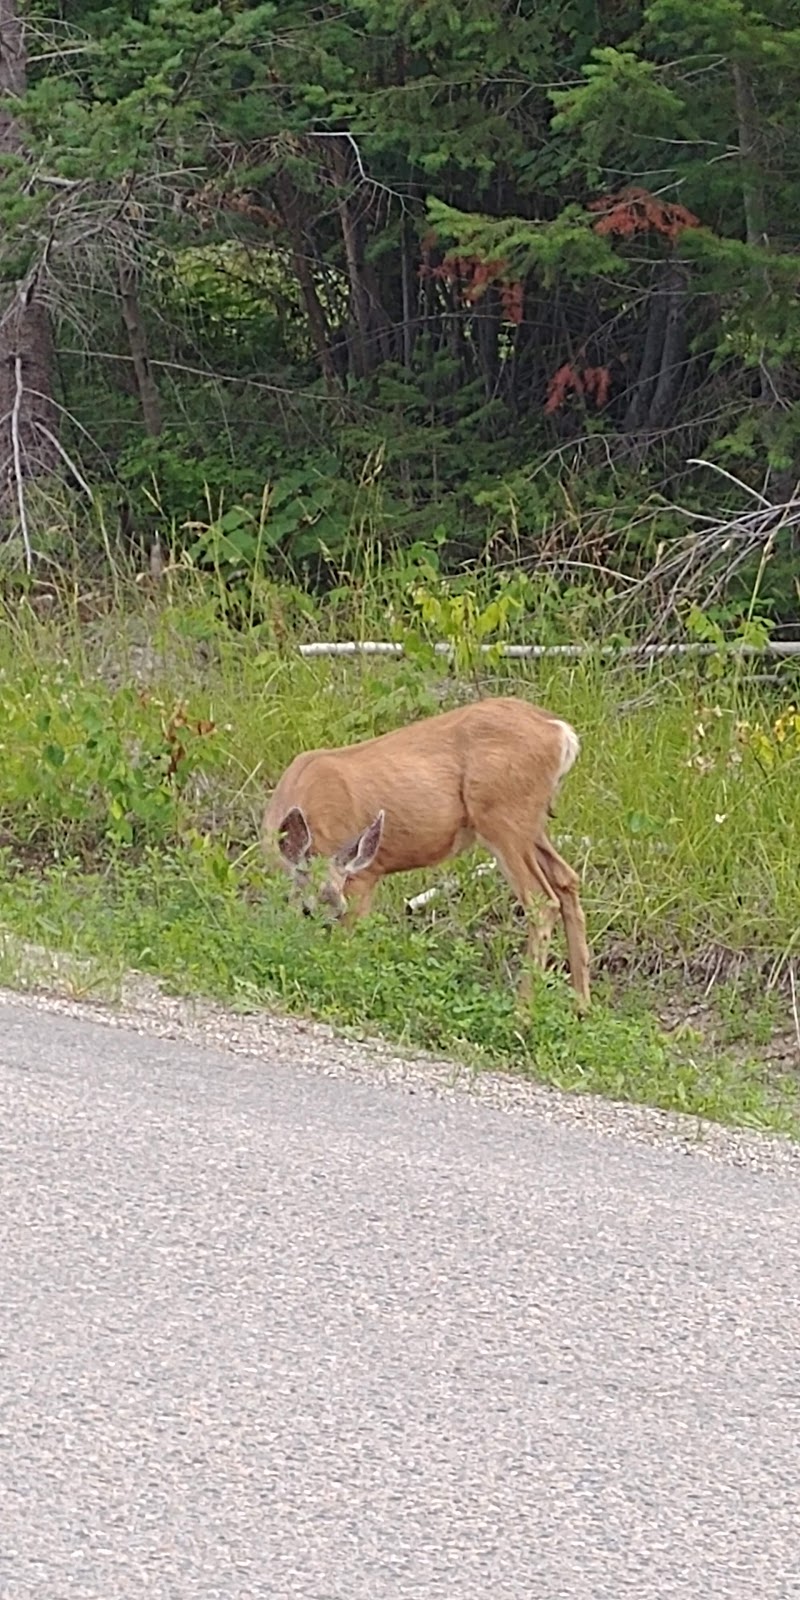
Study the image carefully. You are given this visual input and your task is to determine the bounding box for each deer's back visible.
[264,698,572,872]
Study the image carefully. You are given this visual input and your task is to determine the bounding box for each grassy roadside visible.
[0,577,798,1135]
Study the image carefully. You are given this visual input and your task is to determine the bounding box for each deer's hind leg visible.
[478,821,590,1009]
[533,834,590,1011]
[476,830,562,1003]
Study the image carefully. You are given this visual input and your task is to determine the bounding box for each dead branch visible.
[10,354,32,571]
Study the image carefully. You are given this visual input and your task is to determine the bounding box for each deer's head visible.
[275,805,385,918]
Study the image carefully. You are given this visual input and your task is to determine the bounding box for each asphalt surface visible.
[2,999,800,1599]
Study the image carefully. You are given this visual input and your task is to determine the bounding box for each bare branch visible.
[305,129,411,212]
[35,421,93,501]
[11,355,33,572]
[686,457,774,508]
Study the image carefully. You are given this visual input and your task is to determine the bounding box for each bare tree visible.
[118,260,162,439]
[0,0,60,560]
[732,59,796,500]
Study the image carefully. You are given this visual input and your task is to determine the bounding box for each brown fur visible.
[263,696,590,1008]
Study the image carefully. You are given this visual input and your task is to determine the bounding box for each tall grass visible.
[0,564,798,1131]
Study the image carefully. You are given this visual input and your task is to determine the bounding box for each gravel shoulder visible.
[1,945,799,1177]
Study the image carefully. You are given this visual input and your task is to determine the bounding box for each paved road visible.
[2,1001,800,1599]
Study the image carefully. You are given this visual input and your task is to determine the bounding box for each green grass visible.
[0,574,798,1136]
[1,850,795,1134]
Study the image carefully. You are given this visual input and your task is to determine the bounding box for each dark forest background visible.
[2,0,799,618]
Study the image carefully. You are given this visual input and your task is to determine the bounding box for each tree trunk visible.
[272,171,338,388]
[622,261,688,462]
[623,266,669,434]
[361,256,394,364]
[0,0,59,543]
[400,216,416,369]
[645,263,688,431]
[118,262,162,437]
[733,62,768,252]
[732,59,795,496]
[474,285,502,402]
[328,141,393,378]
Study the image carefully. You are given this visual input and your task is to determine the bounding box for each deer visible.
[262,696,590,1009]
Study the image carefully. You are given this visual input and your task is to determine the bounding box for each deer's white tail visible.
[554,718,580,779]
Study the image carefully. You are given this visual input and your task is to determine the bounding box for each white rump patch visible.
[554,719,580,778]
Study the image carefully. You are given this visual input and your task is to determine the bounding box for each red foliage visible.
[589,186,700,242]
[545,363,581,413]
[419,244,524,324]
[500,280,524,326]
[136,693,217,783]
[162,707,216,781]
[582,365,611,408]
[545,361,611,414]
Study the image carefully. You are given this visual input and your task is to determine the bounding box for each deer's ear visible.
[278,806,312,865]
[335,810,385,875]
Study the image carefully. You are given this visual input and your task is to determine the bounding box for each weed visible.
[0,573,798,1134]
[0,847,795,1135]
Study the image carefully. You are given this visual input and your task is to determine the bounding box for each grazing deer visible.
[263,696,590,1008]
